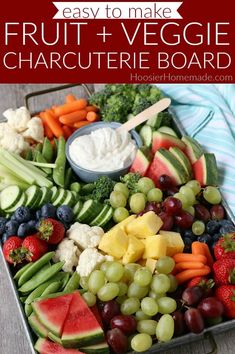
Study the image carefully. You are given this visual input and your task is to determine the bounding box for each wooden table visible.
[0,84,234,354]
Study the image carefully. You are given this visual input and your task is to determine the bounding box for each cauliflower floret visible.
[68,222,104,250]
[22,116,44,143]
[0,128,29,154]
[0,122,15,139]
[3,106,31,132]
[53,238,80,273]
[76,248,113,277]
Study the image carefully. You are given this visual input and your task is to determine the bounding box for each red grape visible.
[163,197,182,215]
[182,286,204,306]
[172,311,187,336]
[184,308,204,333]
[194,204,211,222]
[210,205,225,220]
[101,300,120,325]
[198,297,224,318]
[106,328,128,354]
[110,315,137,335]
[175,211,194,229]
[166,187,179,197]
[158,175,174,190]
[145,202,162,214]
[159,211,174,231]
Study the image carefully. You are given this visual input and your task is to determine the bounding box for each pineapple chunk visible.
[159,231,184,256]
[122,235,145,264]
[111,215,136,233]
[99,227,128,259]
[126,211,163,238]
[146,258,158,273]
[142,235,167,259]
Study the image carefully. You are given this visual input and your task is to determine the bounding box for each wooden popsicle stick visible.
[116,98,171,133]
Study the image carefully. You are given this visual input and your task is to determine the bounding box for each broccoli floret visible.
[89,91,109,109]
[135,84,151,97]
[157,111,173,127]
[149,86,163,105]
[132,94,152,116]
[92,176,115,202]
[102,94,132,123]
[120,172,141,195]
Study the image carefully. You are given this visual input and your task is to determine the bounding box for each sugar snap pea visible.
[18,252,55,287]
[64,272,80,293]
[40,281,62,297]
[19,261,65,293]
[19,263,51,293]
[60,273,70,289]
[64,167,72,189]
[35,151,52,175]
[42,137,54,163]
[25,303,33,317]
[35,143,43,153]
[34,291,68,301]
[20,296,27,303]
[53,136,66,187]
[14,262,33,281]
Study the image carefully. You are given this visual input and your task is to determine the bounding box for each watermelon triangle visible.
[35,338,84,353]
[62,291,104,348]
[32,293,74,337]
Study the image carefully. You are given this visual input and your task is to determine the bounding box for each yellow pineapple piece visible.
[126,211,163,238]
[142,235,167,259]
[122,235,145,264]
[111,215,136,233]
[146,258,158,273]
[159,231,184,256]
[98,227,128,259]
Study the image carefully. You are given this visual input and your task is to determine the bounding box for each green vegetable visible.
[35,143,43,153]
[25,303,33,317]
[35,151,52,175]
[64,167,72,189]
[92,176,115,202]
[70,182,81,193]
[40,281,62,297]
[42,137,54,163]
[120,172,141,195]
[25,280,55,304]
[14,262,33,281]
[53,136,66,187]
[64,272,80,292]
[20,296,27,303]
[24,149,33,161]
[80,183,95,195]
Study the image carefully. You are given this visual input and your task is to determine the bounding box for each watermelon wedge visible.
[130,147,152,176]
[34,338,83,354]
[169,147,193,179]
[181,136,203,164]
[152,131,186,154]
[28,313,48,338]
[62,291,104,348]
[193,153,218,186]
[32,293,73,337]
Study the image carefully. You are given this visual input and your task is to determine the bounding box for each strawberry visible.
[37,218,65,244]
[3,236,23,265]
[22,235,48,262]
[187,276,214,297]
[213,258,235,285]
[215,285,235,319]
[214,233,235,260]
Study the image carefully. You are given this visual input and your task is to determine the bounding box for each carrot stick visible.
[173,261,205,274]
[45,108,56,118]
[175,266,211,285]
[66,94,76,103]
[86,105,99,113]
[62,125,73,139]
[73,121,91,129]
[86,111,99,122]
[173,253,207,264]
[59,110,87,125]
[192,242,214,268]
[44,111,64,138]
[54,99,87,117]
[39,112,54,139]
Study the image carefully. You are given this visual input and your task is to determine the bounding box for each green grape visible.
[137,320,158,335]
[80,276,89,290]
[110,191,127,208]
[151,274,171,294]
[168,275,178,293]
[141,297,158,316]
[116,295,128,304]
[124,263,141,282]
[135,310,151,321]
[82,292,96,307]
[117,282,128,297]
[114,182,129,198]
[147,188,163,203]
[121,297,140,315]
[128,282,149,299]
[203,186,222,204]
[131,333,152,352]
[129,193,146,213]
[97,283,119,301]
[156,314,174,342]
[157,297,177,314]
[105,262,124,282]
[179,186,196,205]
[134,267,152,287]
[113,207,129,223]
[185,205,195,216]
[100,261,113,273]
[137,177,155,195]
[148,290,166,300]
[186,180,201,195]
[88,270,105,294]
[174,193,189,209]
[192,220,205,236]
[156,257,175,275]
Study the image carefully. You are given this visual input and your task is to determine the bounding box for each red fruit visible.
[37,218,65,244]
[197,297,224,318]
[213,258,235,285]
[101,300,120,325]
[215,285,235,319]
[159,211,174,231]
[194,204,210,222]
[214,233,235,260]
[182,286,204,306]
[184,308,204,333]
[187,277,215,297]
[110,315,137,335]
[22,235,48,262]
[3,236,23,265]
[106,328,128,354]
[163,197,182,216]
[174,211,194,229]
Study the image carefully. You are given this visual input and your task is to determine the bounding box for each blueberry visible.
[57,205,74,224]
[36,210,42,220]
[14,206,31,223]
[183,229,197,241]
[1,233,9,243]
[10,214,18,222]
[213,233,221,242]
[184,237,192,253]
[5,220,19,236]
[198,233,212,244]
[220,225,235,235]
[17,223,29,238]
[219,219,234,227]
[206,220,220,235]
[41,203,57,219]
[27,220,37,233]
[0,217,7,235]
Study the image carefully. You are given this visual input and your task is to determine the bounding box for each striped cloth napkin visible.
[157,84,235,214]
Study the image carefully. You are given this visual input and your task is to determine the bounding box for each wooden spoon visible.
[116,97,171,133]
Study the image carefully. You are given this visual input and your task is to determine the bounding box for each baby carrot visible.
[39,112,54,139]
[66,94,76,103]
[86,111,99,122]
[192,242,214,268]
[86,105,99,112]
[74,121,91,129]
[54,99,87,117]
[173,261,205,274]
[59,110,87,125]
[44,111,63,138]
[62,125,73,139]
[175,266,211,285]
[173,253,207,264]
[45,108,56,118]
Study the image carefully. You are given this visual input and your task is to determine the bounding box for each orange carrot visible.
[173,261,205,274]
[173,253,207,264]
[86,111,99,122]
[86,105,99,113]
[62,125,73,139]
[73,121,91,129]
[45,108,56,118]
[54,99,87,117]
[175,266,211,285]
[39,112,54,139]
[44,111,63,138]
[66,94,76,103]
[59,110,87,125]
[192,242,214,268]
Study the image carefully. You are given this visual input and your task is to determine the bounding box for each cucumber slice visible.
[51,187,59,203]
[73,200,83,216]
[25,185,41,208]
[139,125,153,148]
[158,126,178,137]
[77,199,103,223]
[90,205,113,227]
[38,187,53,208]
[71,191,77,199]
[31,189,43,209]
[52,189,67,207]
[0,186,22,210]
[5,192,27,213]
[62,191,74,207]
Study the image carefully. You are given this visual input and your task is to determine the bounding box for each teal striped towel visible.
[157,84,235,214]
